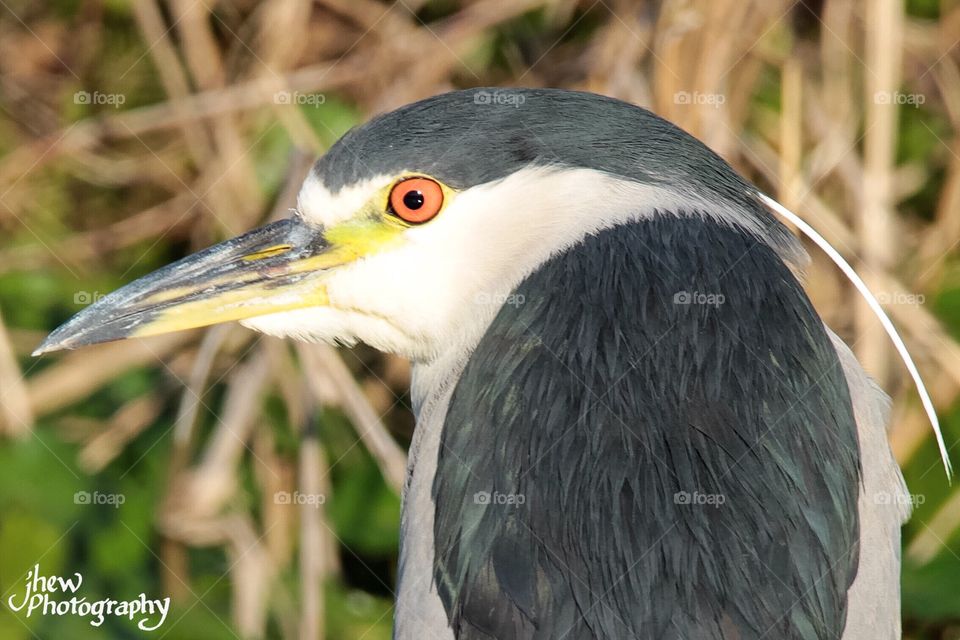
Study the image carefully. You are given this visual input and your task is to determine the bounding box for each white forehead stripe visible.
[297,165,789,255]
[296,172,396,226]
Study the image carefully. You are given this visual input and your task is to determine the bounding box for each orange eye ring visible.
[389,177,444,224]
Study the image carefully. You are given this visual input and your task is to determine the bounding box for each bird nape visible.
[36,88,947,640]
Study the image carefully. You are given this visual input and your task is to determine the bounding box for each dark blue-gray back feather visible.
[432,215,861,639]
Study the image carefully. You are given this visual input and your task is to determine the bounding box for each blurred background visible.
[1,0,959,637]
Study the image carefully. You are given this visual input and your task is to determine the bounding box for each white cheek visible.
[323,242,478,349]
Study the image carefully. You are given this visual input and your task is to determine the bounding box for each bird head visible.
[35,88,801,362]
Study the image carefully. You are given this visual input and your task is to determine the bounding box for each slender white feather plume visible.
[757,192,952,481]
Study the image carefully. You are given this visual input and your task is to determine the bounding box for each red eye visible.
[389,177,444,223]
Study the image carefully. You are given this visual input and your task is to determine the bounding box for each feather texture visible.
[433,216,861,639]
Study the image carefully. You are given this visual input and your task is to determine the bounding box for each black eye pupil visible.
[402,190,425,210]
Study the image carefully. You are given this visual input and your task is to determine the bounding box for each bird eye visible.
[388,177,444,224]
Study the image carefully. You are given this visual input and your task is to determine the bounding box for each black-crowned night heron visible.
[36,88,950,639]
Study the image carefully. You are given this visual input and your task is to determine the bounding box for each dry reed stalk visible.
[0,191,198,274]
[694,0,752,155]
[64,147,189,188]
[255,0,326,155]
[267,340,310,429]
[879,272,960,391]
[78,393,165,472]
[582,0,650,103]
[889,373,956,466]
[815,0,858,190]
[297,343,407,494]
[298,427,330,640]
[223,513,274,638]
[0,308,32,437]
[779,58,804,213]
[159,536,193,603]
[908,488,960,564]
[169,325,234,472]
[254,422,298,571]
[858,0,903,385]
[371,0,552,111]
[917,57,960,281]
[28,332,193,415]
[174,0,263,229]
[185,349,272,518]
[131,0,215,166]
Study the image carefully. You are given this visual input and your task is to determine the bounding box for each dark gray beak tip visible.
[32,336,82,357]
[32,323,85,356]
[31,293,132,357]
[31,343,54,357]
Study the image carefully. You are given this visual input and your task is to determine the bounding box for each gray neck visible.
[392,352,472,640]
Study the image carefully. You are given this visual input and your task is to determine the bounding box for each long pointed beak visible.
[34,216,347,355]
